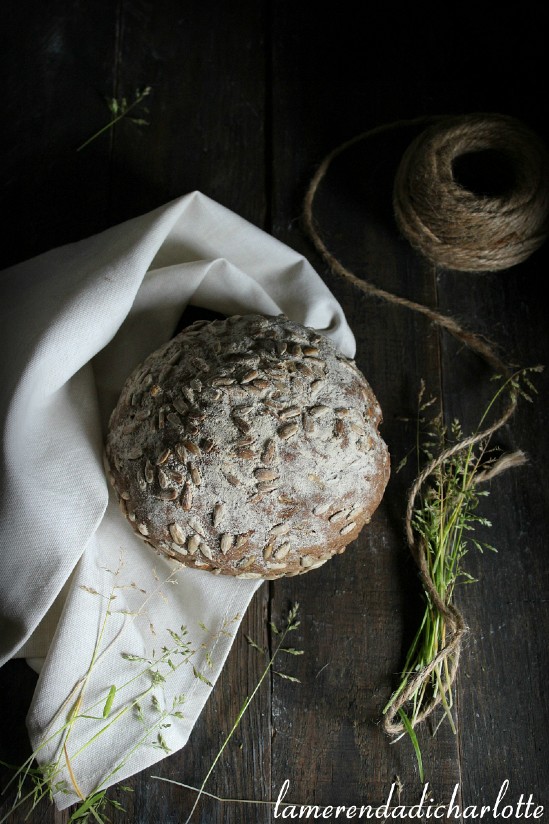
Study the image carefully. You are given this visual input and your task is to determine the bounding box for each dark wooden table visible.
[1,3,548,822]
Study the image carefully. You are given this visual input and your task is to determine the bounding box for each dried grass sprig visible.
[174,603,302,824]
[76,87,151,152]
[0,561,239,824]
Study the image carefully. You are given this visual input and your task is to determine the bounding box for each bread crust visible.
[105,314,390,578]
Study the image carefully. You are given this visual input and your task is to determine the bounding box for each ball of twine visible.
[393,113,549,271]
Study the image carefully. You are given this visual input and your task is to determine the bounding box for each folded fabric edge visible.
[48,577,264,810]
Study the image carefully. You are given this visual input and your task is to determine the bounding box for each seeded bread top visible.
[105,314,390,578]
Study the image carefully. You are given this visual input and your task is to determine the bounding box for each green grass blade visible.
[398,709,424,783]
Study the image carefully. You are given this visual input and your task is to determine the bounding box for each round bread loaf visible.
[105,314,390,578]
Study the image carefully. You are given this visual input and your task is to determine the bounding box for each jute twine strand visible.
[303,114,541,736]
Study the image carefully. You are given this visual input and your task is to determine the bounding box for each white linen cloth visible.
[0,191,355,809]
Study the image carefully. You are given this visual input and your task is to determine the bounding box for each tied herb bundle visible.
[382,366,542,779]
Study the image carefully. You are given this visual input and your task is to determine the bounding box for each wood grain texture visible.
[1,2,548,822]
[0,1,119,267]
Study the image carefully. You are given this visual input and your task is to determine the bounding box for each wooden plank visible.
[106,0,268,228]
[102,2,272,822]
[437,251,549,817]
[1,3,118,821]
[419,9,549,815]
[1,2,271,823]
[0,0,119,267]
[268,6,462,811]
